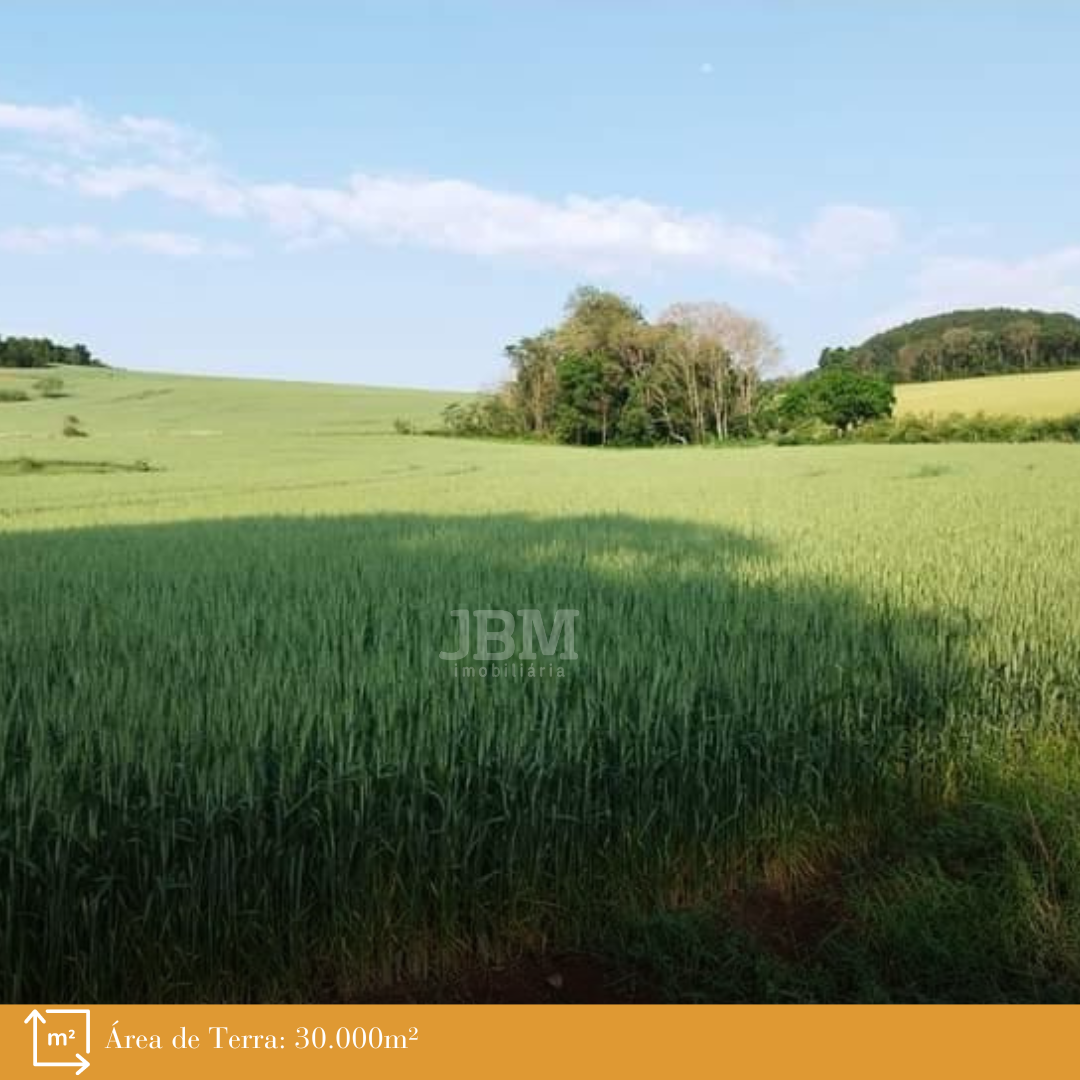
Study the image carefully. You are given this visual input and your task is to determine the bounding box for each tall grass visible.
[2,495,1078,1000]
[2,369,1079,1000]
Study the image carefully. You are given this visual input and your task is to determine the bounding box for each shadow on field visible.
[0,511,1060,1002]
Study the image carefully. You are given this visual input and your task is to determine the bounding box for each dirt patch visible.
[725,878,849,961]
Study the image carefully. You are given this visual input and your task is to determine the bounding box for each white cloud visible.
[2,97,912,281]
[802,204,902,269]
[0,96,799,276]
[0,224,102,253]
[916,249,1080,308]
[71,164,248,217]
[114,115,210,162]
[40,162,792,275]
[0,103,97,146]
[0,223,245,259]
[865,247,1080,334]
[249,175,794,276]
[117,230,247,258]
[0,151,75,188]
[0,100,206,161]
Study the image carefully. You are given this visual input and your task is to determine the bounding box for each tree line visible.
[442,287,894,446]
[0,334,102,369]
[819,308,1080,383]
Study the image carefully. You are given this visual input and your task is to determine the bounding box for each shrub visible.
[773,410,1080,446]
[392,417,416,435]
[887,416,939,443]
[33,375,66,398]
[775,418,835,445]
[0,388,30,403]
[1056,413,1080,440]
[62,415,87,438]
[441,397,526,439]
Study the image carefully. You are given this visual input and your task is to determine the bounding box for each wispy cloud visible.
[71,163,248,216]
[0,100,207,161]
[0,102,97,146]
[0,224,102,253]
[248,176,795,276]
[865,247,1080,335]
[0,223,246,258]
[801,204,902,269]
[1,97,908,280]
[118,230,247,258]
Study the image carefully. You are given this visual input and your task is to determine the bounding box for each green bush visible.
[890,416,938,443]
[0,388,30,403]
[774,418,835,445]
[772,410,1080,446]
[441,397,526,439]
[1056,413,1080,440]
[33,375,66,398]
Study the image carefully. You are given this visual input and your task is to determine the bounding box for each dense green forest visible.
[0,334,102,369]
[820,308,1080,383]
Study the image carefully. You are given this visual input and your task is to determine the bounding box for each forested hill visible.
[0,335,103,368]
[819,309,1080,383]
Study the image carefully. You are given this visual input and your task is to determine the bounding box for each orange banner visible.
[0,1004,1075,1079]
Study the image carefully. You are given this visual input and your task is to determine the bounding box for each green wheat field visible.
[3,365,1080,1002]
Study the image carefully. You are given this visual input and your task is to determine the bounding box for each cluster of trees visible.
[0,335,101,369]
[441,288,898,446]
[444,288,784,445]
[820,308,1080,383]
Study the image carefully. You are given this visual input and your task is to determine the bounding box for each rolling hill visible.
[0,364,463,439]
[822,308,1080,382]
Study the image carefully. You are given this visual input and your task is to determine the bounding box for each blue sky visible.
[3,2,1080,389]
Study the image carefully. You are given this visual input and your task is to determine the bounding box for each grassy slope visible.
[0,365,469,527]
[2,366,1080,1001]
[896,368,1080,418]
[0,364,463,439]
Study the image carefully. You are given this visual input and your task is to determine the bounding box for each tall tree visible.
[505,331,559,435]
[658,302,781,440]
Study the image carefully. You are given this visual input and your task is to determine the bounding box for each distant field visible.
[0,364,463,440]
[2,364,1080,1003]
[896,368,1080,418]
[0,365,468,526]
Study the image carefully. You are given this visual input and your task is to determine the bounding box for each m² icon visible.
[23,1009,90,1074]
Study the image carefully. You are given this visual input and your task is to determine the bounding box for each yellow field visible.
[896,369,1080,418]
